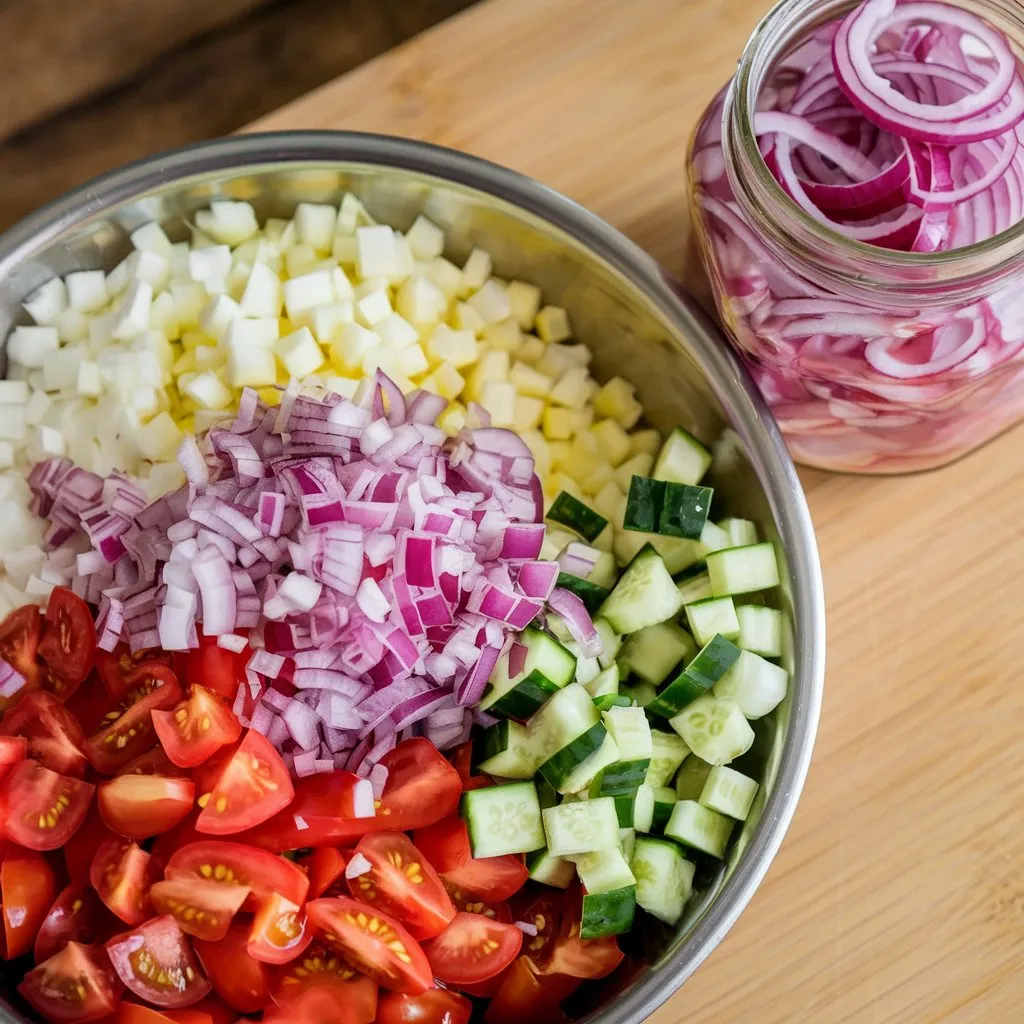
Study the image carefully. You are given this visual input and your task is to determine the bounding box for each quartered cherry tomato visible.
[98,774,196,839]
[298,847,347,899]
[149,877,249,942]
[449,742,490,791]
[522,889,623,980]
[19,941,123,1022]
[484,956,566,1024]
[152,685,241,769]
[1,848,55,959]
[90,838,159,926]
[63,804,117,886]
[247,891,312,965]
[0,603,42,692]
[181,636,248,701]
[193,918,272,1014]
[38,588,96,701]
[270,941,378,1023]
[34,884,116,964]
[421,912,522,987]
[0,690,88,777]
[97,643,175,703]
[376,988,473,1024]
[1,758,94,850]
[0,734,27,784]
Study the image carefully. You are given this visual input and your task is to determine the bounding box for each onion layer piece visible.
[28,375,589,775]
[691,0,1024,472]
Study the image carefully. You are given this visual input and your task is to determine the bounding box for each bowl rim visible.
[0,131,825,1024]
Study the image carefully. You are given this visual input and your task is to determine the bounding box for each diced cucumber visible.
[572,651,601,687]
[622,476,666,533]
[645,634,741,718]
[474,719,538,779]
[594,618,621,670]
[557,730,620,795]
[536,776,560,810]
[598,545,683,634]
[548,491,608,543]
[613,529,707,574]
[589,552,619,589]
[632,783,655,833]
[594,694,631,711]
[652,426,711,485]
[631,836,695,925]
[624,479,713,540]
[546,613,573,644]
[645,729,690,787]
[480,627,577,719]
[573,846,636,895]
[718,518,758,548]
[676,571,713,606]
[556,572,609,615]
[618,622,697,686]
[614,793,636,828]
[539,722,607,791]
[620,681,657,707]
[530,683,602,759]
[527,848,576,889]
[674,756,713,800]
[706,542,780,596]
[619,828,636,863]
[714,649,788,719]
[735,604,783,658]
[685,596,740,646]
[461,781,545,857]
[669,695,754,765]
[541,526,580,562]
[543,797,620,856]
[650,786,677,833]
[581,886,636,938]
[700,765,759,821]
[584,664,620,699]
[664,800,734,858]
[698,520,731,553]
[603,705,653,763]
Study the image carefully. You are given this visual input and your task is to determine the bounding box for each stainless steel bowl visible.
[0,132,825,1024]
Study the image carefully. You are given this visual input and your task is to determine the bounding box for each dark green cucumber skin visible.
[473,719,512,767]
[593,694,631,712]
[623,476,665,533]
[658,483,713,540]
[484,670,561,720]
[538,722,607,789]
[590,759,651,798]
[651,800,675,833]
[556,572,610,614]
[646,634,741,718]
[535,776,560,810]
[548,491,608,543]
[581,887,637,938]
[614,795,635,828]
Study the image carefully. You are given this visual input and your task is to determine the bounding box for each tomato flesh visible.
[347,832,455,941]
[84,666,182,774]
[306,896,433,995]
[107,915,211,1008]
[97,644,175,703]
[20,940,123,1022]
[1,690,88,777]
[193,918,272,1014]
[91,838,159,926]
[195,729,293,835]
[523,890,623,980]
[34,884,115,965]
[152,685,241,769]
[421,912,522,986]
[98,774,196,839]
[2,758,95,850]
[376,988,474,1024]
[149,877,249,942]
[38,588,96,701]
[0,603,42,690]
[247,890,312,965]
[271,941,378,1022]
[2,850,55,959]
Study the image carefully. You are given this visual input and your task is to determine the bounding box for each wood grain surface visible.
[250,0,1024,1020]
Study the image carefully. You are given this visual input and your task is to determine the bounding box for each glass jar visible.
[688,0,1024,473]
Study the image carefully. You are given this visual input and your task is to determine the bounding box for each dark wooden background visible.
[0,0,476,230]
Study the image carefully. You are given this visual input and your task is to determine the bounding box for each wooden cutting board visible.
[250,0,1024,1020]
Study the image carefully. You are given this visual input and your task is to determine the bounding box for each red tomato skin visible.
[298,847,347,899]
[0,690,88,777]
[420,912,522,987]
[449,742,491,791]
[0,734,26,783]
[376,988,473,1024]
[182,637,248,701]
[38,588,97,700]
[2,851,55,959]
[34,884,116,964]
[270,942,379,1023]
[193,919,273,1014]
[19,941,124,1023]
[97,775,196,839]
[64,805,117,886]
[484,957,566,1024]
[90,839,158,927]
[524,889,624,981]
[2,758,95,850]
[152,686,241,770]
[0,604,42,690]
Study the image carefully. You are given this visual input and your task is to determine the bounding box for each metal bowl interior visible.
[0,132,825,1024]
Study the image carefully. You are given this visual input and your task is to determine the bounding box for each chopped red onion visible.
[217,633,248,653]
[548,587,603,659]
[345,852,373,879]
[351,778,376,817]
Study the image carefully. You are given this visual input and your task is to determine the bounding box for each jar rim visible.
[729,0,1024,295]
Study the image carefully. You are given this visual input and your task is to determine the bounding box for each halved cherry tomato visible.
[306,896,432,995]
[449,742,490,791]
[194,729,293,835]
[84,665,182,774]
[193,918,272,1014]
[63,804,116,886]
[152,686,241,770]
[2,758,95,850]
[19,940,123,1022]
[97,644,175,703]
[98,775,196,839]
[149,877,249,942]
[34,884,115,964]
[421,912,522,986]
[182,636,247,701]
[0,690,88,777]
[237,739,461,852]
[165,841,310,910]
[2,849,55,959]
[347,832,455,941]
[484,956,566,1024]
[271,941,378,1022]
[414,817,528,902]
[38,588,96,701]
[523,890,623,980]
[90,838,158,926]
[247,891,312,965]
[376,988,473,1024]
[107,915,211,1008]
[0,603,42,691]
[117,746,182,778]
[0,734,26,783]
[298,847,347,899]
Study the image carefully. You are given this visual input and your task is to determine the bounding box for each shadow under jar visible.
[688,0,1024,474]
